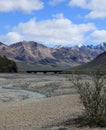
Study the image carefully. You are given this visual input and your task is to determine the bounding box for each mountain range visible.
[0,41,106,71]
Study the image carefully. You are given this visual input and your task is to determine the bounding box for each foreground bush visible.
[71,73,106,127]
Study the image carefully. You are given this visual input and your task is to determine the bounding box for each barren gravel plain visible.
[0,73,105,130]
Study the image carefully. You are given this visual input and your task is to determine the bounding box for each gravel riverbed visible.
[0,73,105,130]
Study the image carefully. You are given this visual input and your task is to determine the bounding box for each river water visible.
[0,84,45,102]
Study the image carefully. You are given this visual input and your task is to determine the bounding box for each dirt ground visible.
[0,73,105,130]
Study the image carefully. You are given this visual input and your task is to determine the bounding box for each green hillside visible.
[71,51,106,72]
[0,55,18,72]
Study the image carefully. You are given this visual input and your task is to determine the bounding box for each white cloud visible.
[0,0,44,13]
[69,0,86,8]
[0,32,22,44]
[49,0,65,5]
[69,0,106,18]
[0,15,95,46]
[86,11,106,19]
[52,13,65,19]
[90,30,106,42]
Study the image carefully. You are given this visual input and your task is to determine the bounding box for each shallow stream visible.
[0,84,45,102]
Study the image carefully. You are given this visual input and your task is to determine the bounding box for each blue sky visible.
[0,0,106,47]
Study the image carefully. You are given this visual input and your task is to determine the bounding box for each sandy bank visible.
[0,94,82,130]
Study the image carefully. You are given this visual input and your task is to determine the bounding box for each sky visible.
[0,0,106,47]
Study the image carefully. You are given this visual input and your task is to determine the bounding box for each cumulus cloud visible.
[90,30,106,42]
[49,0,65,5]
[69,0,106,18]
[0,0,44,13]
[0,15,95,46]
[0,32,22,44]
[69,0,86,8]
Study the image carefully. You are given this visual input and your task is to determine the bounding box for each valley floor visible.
[0,73,105,130]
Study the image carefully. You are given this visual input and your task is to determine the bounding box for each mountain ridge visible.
[0,41,106,71]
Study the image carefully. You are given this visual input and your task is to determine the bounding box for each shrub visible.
[71,73,106,127]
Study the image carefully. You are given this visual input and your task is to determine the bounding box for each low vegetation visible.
[0,55,18,72]
[71,73,106,127]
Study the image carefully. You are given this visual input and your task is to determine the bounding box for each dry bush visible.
[71,73,106,127]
